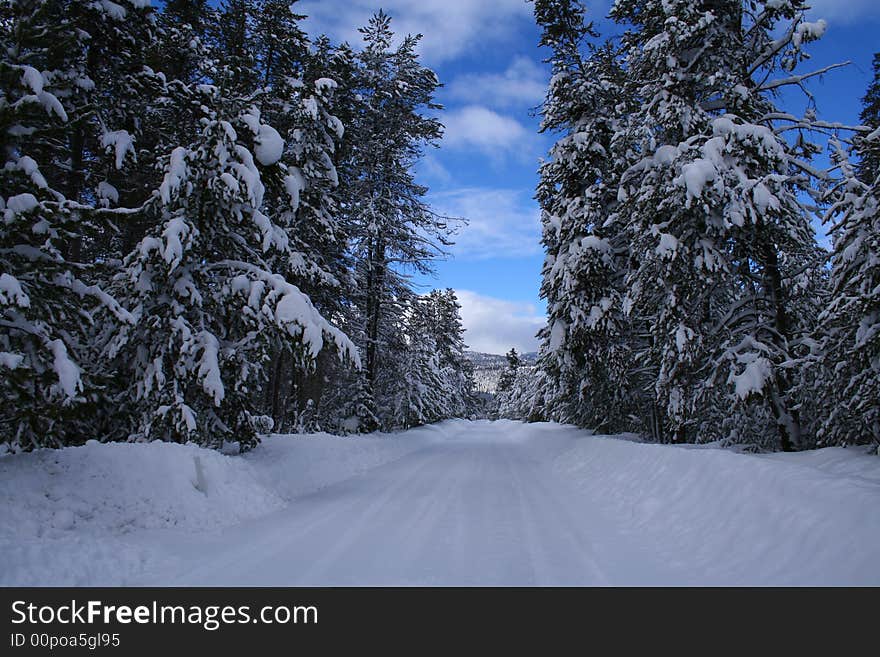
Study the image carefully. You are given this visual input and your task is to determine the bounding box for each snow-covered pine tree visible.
[857,53,880,182]
[534,0,641,432]
[209,0,260,98]
[252,0,308,89]
[156,0,213,87]
[336,12,454,427]
[111,84,357,450]
[420,289,477,418]
[817,61,880,448]
[497,360,549,423]
[0,0,137,449]
[243,2,352,430]
[496,348,521,394]
[383,296,446,429]
[606,0,830,449]
[533,0,840,449]
[685,0,833,450]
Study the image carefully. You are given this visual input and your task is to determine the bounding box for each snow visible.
[252,209,288,252]
[0,427,436,585]
[37,91,68,121]
[0,272,30,307]
[159,147,188,204]
[549,422,880,585]
[548,319,566,351]
[320,151,338,186]
[679,159,716,205]
[303,97,318,120]
[97,180,119,204]
[97,0,128,20]
[328,114,344,139]
[0,352,24,369]
[20,66,44,94]
[12,155,48,189]
[219,171,239,193]
[231,144,265,207]
[855,311,879,349]
[161,216,191,268]
[254,125,284,166]
[675,323,693,352]
[655,232,679,259]
[752,182,780,212]
[218,264,358,365]
[2,421,878,586]
[652,144,678,165]
[101,130,135,169]
[5,192,39,215]
[196,332,224,406]
[284,168,306,211]
[580,235,611,254]
[793,19,827,48]
[732,354,772,399]
[48,339,82,398]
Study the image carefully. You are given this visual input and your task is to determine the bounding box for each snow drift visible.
[0,428,438,585]
[543,423,880,585]
[1,420,878,586]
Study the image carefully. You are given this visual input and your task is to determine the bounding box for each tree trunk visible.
[365,239,386,389]
[269,348,286,431]
[760,230,802,451]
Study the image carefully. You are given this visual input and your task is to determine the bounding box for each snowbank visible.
[2,420,877,586]
[250,423,446,501]
[549,429,880,585]
[0,426,441,585]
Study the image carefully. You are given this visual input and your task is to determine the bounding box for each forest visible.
[2,0,879,591]
[1,0,478,452]
[2,0,879,455]
[496,0,880,453]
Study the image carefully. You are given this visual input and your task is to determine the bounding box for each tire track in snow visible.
[167,429,467,585]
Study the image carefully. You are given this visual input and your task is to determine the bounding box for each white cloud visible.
[415,153,452,185]
[805,0,880,24]
[456,290,545,355]
[297,0,533,65]
[429,187,542,259]
[446,57,548,109]
[441,105,533,157]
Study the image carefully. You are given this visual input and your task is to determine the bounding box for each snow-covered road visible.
[151,422,663,586]
[4,420,879,586]
[140,421,880,586]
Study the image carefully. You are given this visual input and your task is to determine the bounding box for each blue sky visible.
[299,0,880,354]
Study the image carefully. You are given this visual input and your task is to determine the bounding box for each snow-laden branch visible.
[758,62,851,92]
[747,20,799,77]
[205,259,360,367]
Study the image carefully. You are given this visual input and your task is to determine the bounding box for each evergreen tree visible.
[534,0,837,450]
[818,91,880,447]
[497,360,549,423]
[535,0,640,432]
[858,53,880,182]
[210,0,259,97]
[158,0,212,86]
[0,0,159,449]
[384,297,445,429]
[497,348,521,394]
[245,5,351,430]
[338,12,454,427]
[421,289,477,417]
[110,86,356,450]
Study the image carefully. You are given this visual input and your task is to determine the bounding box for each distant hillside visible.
[465,351,537,394]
